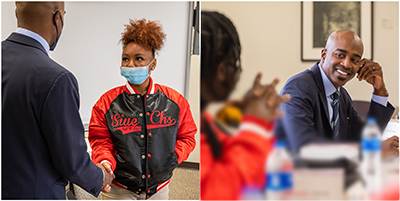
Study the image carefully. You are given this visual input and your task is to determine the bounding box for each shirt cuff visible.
[371,94,388,107]
[101,168,104,184]
[100,160,112,166]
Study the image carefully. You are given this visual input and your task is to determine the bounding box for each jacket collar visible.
[317,63,341,97]
[15,28,50,54]
[125,77,156,95]
[6,32,48,56]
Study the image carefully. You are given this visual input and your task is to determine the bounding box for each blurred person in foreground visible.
[2,2,113,199]
[89,19,197,200]
[200,11,290,200]
[275,30,398,156]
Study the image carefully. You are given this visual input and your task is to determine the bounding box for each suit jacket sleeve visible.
[40,72,103,197]
[343,95,394,142]
[368,100,395,132]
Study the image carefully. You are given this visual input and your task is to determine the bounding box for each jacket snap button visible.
[139,113,143,117]
[137,95,140,98]
[147,196,149,199]
[146,112,150,116]
[142,155,145,159]
[142,175,145,179]
[147,154,151,157]
[148,174,151,178]
[146,95,149,98]
[140,134,144,138]
[148,133,152,137]
[147,190,150,193]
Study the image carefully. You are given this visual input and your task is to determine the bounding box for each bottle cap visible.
[366,116,377,123]
[274,140,286,148]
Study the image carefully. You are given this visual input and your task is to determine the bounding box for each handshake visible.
[96,163,115,192]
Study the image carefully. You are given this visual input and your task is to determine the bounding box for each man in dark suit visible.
[275,30,398,154]
[2,2,113,199]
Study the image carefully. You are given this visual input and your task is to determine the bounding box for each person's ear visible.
[148,58,157,75]
[216,62,227,82]
[320,48,327,64]
[151,58,157,71]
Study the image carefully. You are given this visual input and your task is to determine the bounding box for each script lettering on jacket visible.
[111,113,141,134]
[147,110,177,130]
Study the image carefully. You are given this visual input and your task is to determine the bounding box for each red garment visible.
[89,77,197,197]
[201,111,275,200]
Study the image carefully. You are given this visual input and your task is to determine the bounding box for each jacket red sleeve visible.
[88,93,117,171]
[174,94,197,164]
[201,114,275,200]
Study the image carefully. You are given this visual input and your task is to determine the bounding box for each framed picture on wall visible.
[301,1,373,61]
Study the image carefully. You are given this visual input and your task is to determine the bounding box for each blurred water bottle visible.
[361,117,382,197]
[240,185,263,200]
[265,141,293,200]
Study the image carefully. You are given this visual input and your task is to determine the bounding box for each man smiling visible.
[275,30,398,155]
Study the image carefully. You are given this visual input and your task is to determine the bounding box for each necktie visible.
[331,90,340,137]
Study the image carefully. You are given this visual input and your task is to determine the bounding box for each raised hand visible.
[357,59,388,96]
[242,72,291,122]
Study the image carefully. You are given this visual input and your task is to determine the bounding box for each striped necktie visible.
[331,90,340,137]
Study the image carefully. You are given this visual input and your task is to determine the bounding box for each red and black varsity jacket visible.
[89,77,197,198]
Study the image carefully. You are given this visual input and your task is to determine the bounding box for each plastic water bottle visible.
[265,141,293,200]
[240,185,263,200]
[361,117,382,197]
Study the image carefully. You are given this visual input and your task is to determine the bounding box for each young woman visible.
[89,19,197,200]
[200,11,290,200]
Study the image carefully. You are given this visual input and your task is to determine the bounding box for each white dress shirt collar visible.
[318,63,340,97]
[15,27,50,55]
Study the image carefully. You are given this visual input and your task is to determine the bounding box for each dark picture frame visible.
[301,1,373,61]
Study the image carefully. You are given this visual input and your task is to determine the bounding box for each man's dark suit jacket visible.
[275,63,394,153]
[2,33,103,199]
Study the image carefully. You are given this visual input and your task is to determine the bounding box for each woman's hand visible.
[101,162,113,175]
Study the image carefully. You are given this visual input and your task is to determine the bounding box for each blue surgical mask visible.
[50,10,64,51]
[120,59,154,85]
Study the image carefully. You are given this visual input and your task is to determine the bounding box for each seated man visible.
[275,30,398,155]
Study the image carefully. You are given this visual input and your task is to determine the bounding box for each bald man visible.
[2,2,113,199]
[275,30,398,154]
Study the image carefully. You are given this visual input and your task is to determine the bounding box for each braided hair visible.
[201,11,241,86]
[201,11,241,160]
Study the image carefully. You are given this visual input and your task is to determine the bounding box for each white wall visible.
[2,2,192,124]
[202,2,399,113]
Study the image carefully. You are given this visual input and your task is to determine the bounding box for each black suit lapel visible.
[311,63,331,131]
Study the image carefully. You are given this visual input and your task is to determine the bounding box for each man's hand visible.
[101,162,113,175]
[381,136,399,157]
[242,73,291,122]
[357,59,388,96]
[96,163,115,193]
